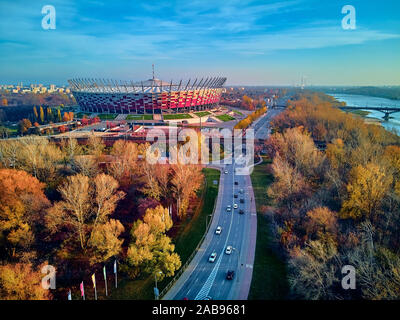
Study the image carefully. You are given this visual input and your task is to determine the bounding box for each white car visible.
[239,189,244,194]
[226,205,232,212]
[209,252,217,263]
[224,170,228,174]
[225,246,233,255]
[233,204,238,209]
[215,226,222,235]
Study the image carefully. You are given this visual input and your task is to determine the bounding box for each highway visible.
[164,155,256,300]
[163,107,282,300]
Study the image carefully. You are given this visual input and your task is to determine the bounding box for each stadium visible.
[68,76,227,114]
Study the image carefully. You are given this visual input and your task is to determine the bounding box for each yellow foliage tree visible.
[340,163,392,220]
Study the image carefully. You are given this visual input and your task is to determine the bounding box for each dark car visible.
[234,181,238,185]
[240,199,244,203]
[226,270,235,280]
[239,209,244,214]
[234,194,238,198]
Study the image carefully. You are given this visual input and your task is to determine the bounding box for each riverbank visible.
[327,93,400,134]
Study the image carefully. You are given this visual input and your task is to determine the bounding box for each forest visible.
[265,92,400,299]
[0,136,204,299]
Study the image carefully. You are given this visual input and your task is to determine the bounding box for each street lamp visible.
[154,271,163,300]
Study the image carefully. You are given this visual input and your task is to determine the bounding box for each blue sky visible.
[0,0,399,86]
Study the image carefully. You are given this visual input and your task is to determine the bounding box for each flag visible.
[92,273,97,300]
[68,290,72,300]
[114,259,118,288]
[80,282,85,297]
[103,265,108,296]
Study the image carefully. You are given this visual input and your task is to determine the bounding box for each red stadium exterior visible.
[68,77,226,114]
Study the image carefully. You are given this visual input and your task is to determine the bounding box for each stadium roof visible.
[68,77,227,94]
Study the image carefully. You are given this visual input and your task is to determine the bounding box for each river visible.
[327,93,400,135]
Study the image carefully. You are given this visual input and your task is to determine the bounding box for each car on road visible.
[226,270,235,280]
[239,209,244,214]
[224,170,228,174]
[225,246,232,254]
[239,189,244,194]
[240,199,244,203]
[234,181,238,185]
[209,252,217,263]
[234,194,238,198]
[215,226,222,235]
[233,204,238,209]
[226,205,231,212]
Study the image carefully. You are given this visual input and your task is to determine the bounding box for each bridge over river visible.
[339,106,400,120]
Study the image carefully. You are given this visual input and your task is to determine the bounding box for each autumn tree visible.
[46,173,125,264]
[57,109,62,122]
[0,169,50,260]
[17,119,32,135]
[33,106,39,121]
[288,239,339,300]
[304,207,338,240]
[86,135,105,158]
[171,163,203,219]
[108,140,139,186]
[0,126,10,139]
[17,136,63,183]
[268,154,311,213]
[127,206,181,280]
[60,137,82,165]
[340,163,392,221]
[140,163,171,201]
[0,263,52,300]
[39,106,45,124]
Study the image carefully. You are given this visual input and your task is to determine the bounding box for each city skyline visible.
[0,0,399,86]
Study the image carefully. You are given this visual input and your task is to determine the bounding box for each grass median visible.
[216,114,235,122]
[249,156,289,300]
[126,114,153,120]
[109,168,220,300]
[163,113,193,120]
